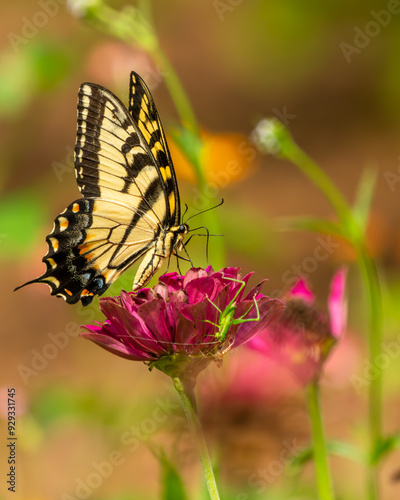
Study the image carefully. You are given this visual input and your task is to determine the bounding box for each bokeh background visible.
[1,1,400,499]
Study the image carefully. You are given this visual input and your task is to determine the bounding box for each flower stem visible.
[357,249,382,500]
[307,381,335,500]
[173,376,220,500]
[257,120,384,498]
[149,47,199,136]
[276,131,355,236]
[283,145,382,499]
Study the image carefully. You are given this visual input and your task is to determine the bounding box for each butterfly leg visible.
[180,239,194,267]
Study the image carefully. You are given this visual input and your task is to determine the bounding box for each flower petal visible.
[152,283,169,300]
[159,272,183,292]
[233,297,285,347]
[100,299,166,355]
[80,331,154,360]
[182,267,212,288]
[180,299,218,342]
[290,279,315,303]
[82,267,282,377]
[244,278,267,301]
[328,267,348,339]
[137,299,173,344]
[119,290,140,314]
[185,277,217,304]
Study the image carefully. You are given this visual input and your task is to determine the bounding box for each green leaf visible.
[30,386,82,427]
[287,445,313,473]
[0,51,35,119]
[326,440,365,464]
[30,386,120,429]
[289,440,366,473]
[352,166,378,232]
[0,189,47,259]
[372,433,400,463]
[154,448,188,500]
[276,216,347,240]
[28,41,71,91]
[0,40,71,119]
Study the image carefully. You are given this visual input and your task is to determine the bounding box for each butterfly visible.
[16,71,189,306]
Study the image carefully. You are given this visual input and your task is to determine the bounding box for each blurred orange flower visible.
[168,130,256,186]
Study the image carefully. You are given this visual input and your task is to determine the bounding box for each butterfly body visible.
[16,72,187,305]
[131,221,188,291]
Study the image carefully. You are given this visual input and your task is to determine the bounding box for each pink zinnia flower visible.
[81,267,284,381]
[247,269,347,385]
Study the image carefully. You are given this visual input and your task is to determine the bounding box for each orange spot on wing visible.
[86,253,98,263]
[79,243,95,256]
[47,257,56,269]
[49,238,59,252]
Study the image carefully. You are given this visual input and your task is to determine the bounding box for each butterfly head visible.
[172,223,189,251]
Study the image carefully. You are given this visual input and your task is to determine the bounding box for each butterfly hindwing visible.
[16,72,188,305]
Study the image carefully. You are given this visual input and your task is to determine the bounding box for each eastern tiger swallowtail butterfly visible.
[15,71,189,306]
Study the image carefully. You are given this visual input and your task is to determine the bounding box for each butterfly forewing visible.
[75,83,167,225]
[129,72,180,226]
[15,72,187,305]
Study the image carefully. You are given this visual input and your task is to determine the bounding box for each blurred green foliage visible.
[0,188,47,259]
[0,40,71,120]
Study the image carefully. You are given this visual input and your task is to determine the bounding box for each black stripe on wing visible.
[75,83,158,198]
[129,71,181,225]
[74,82,170,229]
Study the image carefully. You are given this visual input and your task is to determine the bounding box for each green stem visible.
[173,376,220,500]
[85,2,200,136]
[357,249,383,500]
[279,139,354,234]
[149,47,200,136]
[307,381,335,500]
[267,123,383,497]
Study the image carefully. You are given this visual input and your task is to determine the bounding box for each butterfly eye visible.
[179,224,188,233]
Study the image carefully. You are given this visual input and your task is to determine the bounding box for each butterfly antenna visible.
[182,203,189,219]
[183,199,224,224]
[189,226,210,261]
[203,226,210,261]
[186,226,224,262]
[187,226,224,238]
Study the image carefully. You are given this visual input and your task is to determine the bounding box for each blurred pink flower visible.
[247,269,347,385]
[86,41,160,90]
[81,267,284,381]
